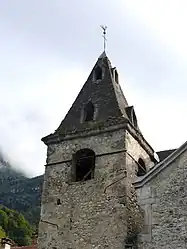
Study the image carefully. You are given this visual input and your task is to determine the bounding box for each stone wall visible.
[136,149,187,248]
[125,130,154,182]
[38,127,156,249]
[124,131,155,246]
[38,129,129,249]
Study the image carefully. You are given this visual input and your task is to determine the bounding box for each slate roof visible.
[157,149,176,161]
[55,52,130,134]
[42,52,135,143]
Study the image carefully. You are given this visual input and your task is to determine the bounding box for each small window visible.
[132,110,138,128]
[72,149,96,182]
[137,158,146,176]
[114,69,119,84]
[94,66,102,80]
[84,102,94,122]
[57,198,61,205]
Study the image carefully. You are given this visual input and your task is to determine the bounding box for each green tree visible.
[0,206,33,246]
[0,210,8,229]
[0,226,6,239]
[13,227,32,246]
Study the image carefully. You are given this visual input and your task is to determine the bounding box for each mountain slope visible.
[0,153,43,228]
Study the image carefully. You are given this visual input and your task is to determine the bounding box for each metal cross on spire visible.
[100,25,107,52]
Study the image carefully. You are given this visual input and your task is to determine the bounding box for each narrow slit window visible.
[95,66,102,80]
[57,198,61,205]
[137,158,146,177]
[114,69,119,84]
[84,102,94,121]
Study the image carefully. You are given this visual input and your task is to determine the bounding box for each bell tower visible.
[38,52,156,249]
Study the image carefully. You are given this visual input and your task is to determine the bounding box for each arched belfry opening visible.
[72,149,96,182]
[94,66,102,80]
[84,102,95,122]
[137,158,146,177]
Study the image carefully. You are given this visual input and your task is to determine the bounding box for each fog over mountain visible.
[0,1,187,176]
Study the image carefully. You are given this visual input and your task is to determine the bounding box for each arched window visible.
[72,149,96,182]
[94,66,102,80]
[137,158,146,177]
[84,102,95,121]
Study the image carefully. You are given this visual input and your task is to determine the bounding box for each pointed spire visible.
[51,53,130,136]
[99,51,107,59]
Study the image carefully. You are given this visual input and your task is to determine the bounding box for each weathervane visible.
[101,25,107,51]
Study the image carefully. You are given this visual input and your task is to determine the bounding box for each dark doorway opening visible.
[73,149,95,182]
[137,158,146,177]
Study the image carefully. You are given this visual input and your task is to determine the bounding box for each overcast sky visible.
[0,0,187,177]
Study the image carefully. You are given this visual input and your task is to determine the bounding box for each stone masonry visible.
[134,142,187,248]
[38,125,155,249]
[39,129,128,249]
[37,51,181,249]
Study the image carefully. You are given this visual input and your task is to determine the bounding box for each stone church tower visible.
[38,52,157,249]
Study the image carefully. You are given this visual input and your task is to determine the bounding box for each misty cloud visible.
[0,0,187,176]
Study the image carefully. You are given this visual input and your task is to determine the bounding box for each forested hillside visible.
[0,206,34,245]
[0,152,43,229]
